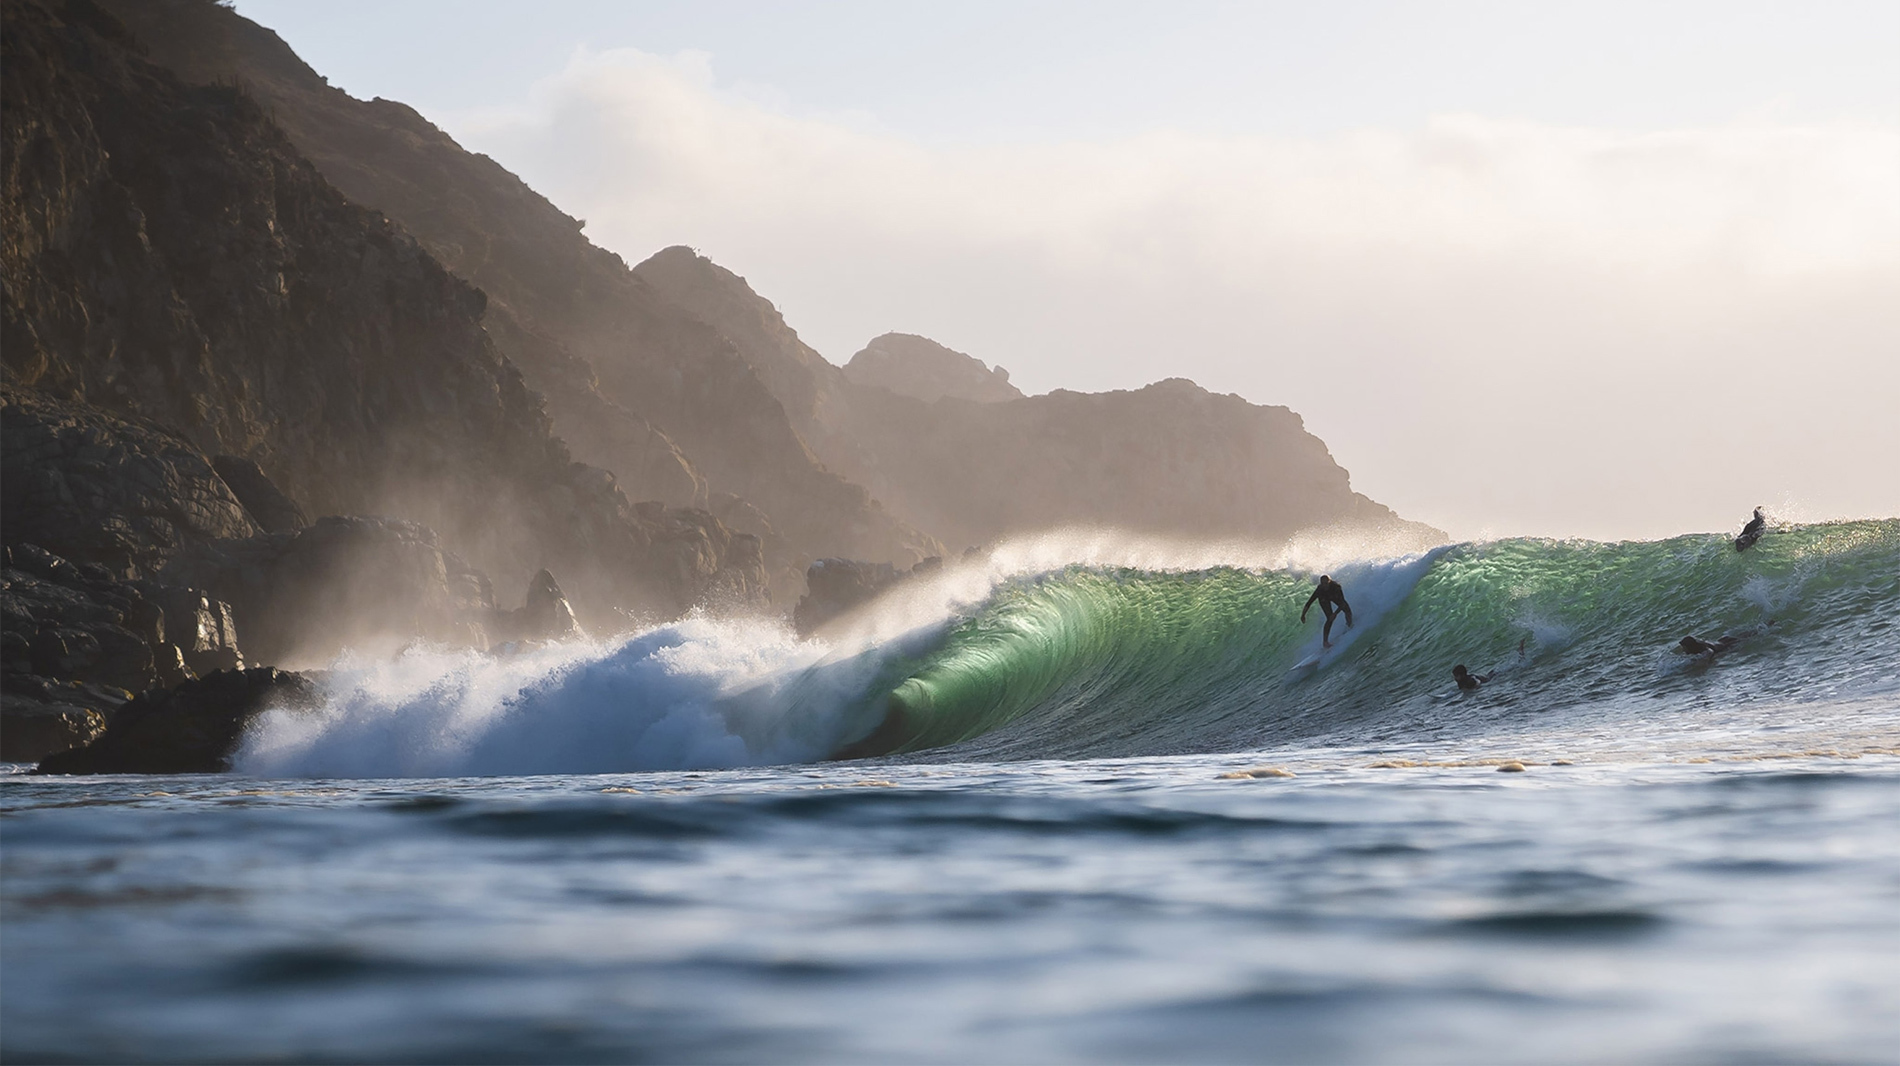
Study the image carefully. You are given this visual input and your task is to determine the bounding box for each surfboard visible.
[1283,650,1326,679]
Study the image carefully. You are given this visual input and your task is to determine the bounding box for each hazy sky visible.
[237,1,1899,541]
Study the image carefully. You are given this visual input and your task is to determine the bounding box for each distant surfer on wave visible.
[1735,507,1768,551]
[1301,575,1353,649]
[1451,664,1493,691]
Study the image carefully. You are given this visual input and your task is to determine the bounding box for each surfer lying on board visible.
[1677,634,1743,657]
[1452,664,1493,691]
[1449,640,1526,691]
[1301,575,1353,649]
[1735,507,1768,551]
[1678,620,1774,661]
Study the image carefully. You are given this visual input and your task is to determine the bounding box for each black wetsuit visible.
[1680,635,1742,657]
[1301,580,1354,646]
[1736,510,1767,551]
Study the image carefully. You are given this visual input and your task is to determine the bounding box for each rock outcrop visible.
[1,541,228,761]
[211,455,308,533]
[34,667,320,774]
[2,0,767,625]
[490,569,581,647]
[844,333,1024,404]
[1,387,259,577]
[792,556,942,637]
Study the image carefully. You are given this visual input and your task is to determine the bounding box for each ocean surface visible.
[5,520,1898,1063]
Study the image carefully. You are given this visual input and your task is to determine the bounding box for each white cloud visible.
[454,48,1900,540]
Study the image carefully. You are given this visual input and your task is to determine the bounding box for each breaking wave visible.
[237,520,1900,776]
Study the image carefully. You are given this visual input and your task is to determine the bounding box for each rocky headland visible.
[4,0,1440,770]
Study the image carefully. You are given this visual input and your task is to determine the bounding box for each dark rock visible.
[148,586,244,676]
[1,541,200,758]
[523,569,579,639]
[1,389,259,577]
[488,568,579,647]
[793,556,941,637]
[5,546,159,688]
[0,675,124,762]
[35,667,321,775]
[212,455,309,533]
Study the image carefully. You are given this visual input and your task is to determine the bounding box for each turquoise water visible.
[4,521,1897,1061]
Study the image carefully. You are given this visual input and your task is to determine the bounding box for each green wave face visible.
[846,520,1900,760]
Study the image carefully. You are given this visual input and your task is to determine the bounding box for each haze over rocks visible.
[3,0,1438,766]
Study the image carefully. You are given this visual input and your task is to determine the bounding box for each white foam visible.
[235,617,894,778]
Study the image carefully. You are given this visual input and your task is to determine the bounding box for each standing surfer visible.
[1735,507,1768,551]
[1301,575,1354,649]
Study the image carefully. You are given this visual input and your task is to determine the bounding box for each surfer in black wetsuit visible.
[1679,618,1775,660]
[1451,664,1493,691]
[1677,634,1743,657]
[1301,575,1353,649]
[1735,507,1767,551]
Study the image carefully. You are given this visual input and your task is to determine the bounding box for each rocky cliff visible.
[2,0,766,627]
[844,333,1024,404]
[839,377,1435,553]
[95,0,943,596]
[613,250,1438,554]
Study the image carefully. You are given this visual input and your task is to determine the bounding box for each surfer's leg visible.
[1322,611,1336,647]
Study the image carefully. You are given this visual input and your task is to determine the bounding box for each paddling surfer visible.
[1735,507,1767,551]
[1451,664,1493,691]
[1449,640,1525,691]
[1301,575,1354,649]
[1677,634,1743,658]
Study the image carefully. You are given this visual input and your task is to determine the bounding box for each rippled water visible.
[7,741,1899,1063]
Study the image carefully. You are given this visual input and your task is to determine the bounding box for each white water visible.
[237,618,868,777]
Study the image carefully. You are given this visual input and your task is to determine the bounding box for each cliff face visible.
[96,0,942,591]
[1,0,764,623]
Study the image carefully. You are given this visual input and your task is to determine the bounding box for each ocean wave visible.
[237,519,1900,776]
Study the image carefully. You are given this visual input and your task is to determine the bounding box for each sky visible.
[235,1,1900,541]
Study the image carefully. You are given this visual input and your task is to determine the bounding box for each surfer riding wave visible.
[1301,575,1354,649]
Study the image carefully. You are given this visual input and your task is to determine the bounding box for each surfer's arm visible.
[1300,588,1319,621]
